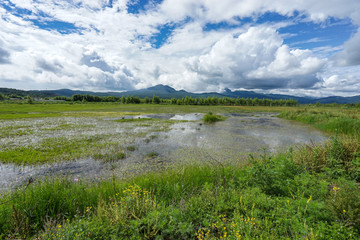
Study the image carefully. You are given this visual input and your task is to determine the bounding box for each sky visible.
[0,0,360,97]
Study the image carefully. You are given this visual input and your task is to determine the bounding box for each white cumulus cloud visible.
[336,30,360,67]
[0,0,359,96]
[184,27,324,91]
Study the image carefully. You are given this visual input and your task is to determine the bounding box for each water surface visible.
[0,113,327,192]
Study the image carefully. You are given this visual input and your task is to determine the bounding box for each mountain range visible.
[1,85,360,104]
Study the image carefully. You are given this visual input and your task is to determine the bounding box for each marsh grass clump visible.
[126,145,136,151]
[149,135,158,140]
[146,151,159,158]
[203,112,226,123]
[115,118,152,123]
[93,151,126,162]
[144,134,158,143]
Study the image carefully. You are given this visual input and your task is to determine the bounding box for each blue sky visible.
[0,0,360,97]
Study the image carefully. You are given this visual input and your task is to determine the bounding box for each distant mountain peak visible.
[1,85,360,104]
[224,88,232,93]
[147,84,176,93]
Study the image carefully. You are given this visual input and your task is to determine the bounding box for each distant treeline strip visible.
[54,94,298,106]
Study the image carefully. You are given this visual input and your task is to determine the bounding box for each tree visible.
[144,97,151,104]
[171,98,177,104]
[121,96,126,104]
[133,96,141,104]
[26,96,34,104]
[153,95,160,104]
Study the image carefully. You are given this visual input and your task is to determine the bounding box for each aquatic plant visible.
[203,112,225,123]
[126,145,136,151]
[146,151,159,158]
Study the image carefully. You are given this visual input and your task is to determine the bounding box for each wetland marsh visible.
[1,103,359,239]
[0,106,326,191]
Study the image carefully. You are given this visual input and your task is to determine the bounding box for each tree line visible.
[4,93,360,108]
[54,94,298,106]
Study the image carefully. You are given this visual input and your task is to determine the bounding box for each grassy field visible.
[0,102,295,165]
[0,115,175,164]
[0,103,359,239]
[279,107,360,136]
[0,102,300,119]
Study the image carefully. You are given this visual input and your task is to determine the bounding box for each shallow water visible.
[103,113,203,121]
[0,113,327,192]
[126,113,326,164]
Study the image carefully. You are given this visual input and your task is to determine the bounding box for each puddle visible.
[0,159,106,190]
[1,113,328,192]
[169,113,203,121]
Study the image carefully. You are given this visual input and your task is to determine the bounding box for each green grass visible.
[93,151,126,162]
[279,108,360,136]
[0,102,297,120]
[203,112,226,123]
[114,117,152,123]
[1,136,359,239]
[0,112,177,165]
[126,145,136,151]
[146,151,159,158]
[1,104,360,238]
[0,136,104,164]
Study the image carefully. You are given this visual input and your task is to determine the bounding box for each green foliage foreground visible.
[1,135,359,239]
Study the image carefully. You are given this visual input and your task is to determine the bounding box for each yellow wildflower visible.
[307,195,312,203]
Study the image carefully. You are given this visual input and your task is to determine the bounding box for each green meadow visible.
[0,102,359,239]
[0,101,300,119]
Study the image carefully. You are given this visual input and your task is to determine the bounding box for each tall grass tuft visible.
[203,112,226,123]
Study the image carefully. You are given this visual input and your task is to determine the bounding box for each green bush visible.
[327,179,360,232]
[203,112,225,123]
